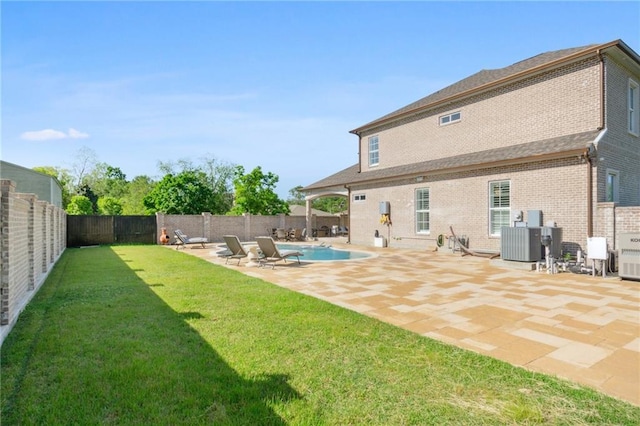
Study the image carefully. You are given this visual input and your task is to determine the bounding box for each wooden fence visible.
[67,216,157,247]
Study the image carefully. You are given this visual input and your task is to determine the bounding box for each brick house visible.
[302,39,640,253]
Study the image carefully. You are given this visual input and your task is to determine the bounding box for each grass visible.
[1,245,638,425]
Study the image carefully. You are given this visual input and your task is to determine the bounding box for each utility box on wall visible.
[379,201,390,215]
[527,210,543,227]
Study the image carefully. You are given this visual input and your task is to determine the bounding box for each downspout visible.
[586,148,593,238]
[597,49,605,130]
[356,133,362,174]
[586,50,606,238]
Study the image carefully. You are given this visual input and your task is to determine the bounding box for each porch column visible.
[306,199,312,241]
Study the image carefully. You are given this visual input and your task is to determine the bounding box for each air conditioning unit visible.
[619,233,640,280]
[501,227,543,262]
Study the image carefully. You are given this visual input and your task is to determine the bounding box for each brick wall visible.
[1,180,66,345]
[156,213,339,245]
[350,157,593,253]
[595,204,640,250]
[596,56,640,206]
[360,58,602,172]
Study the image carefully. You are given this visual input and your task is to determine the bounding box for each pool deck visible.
[177,238,640,406]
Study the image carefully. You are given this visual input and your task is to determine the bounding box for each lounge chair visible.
[174,229,209,250]
[338,226,349,236]
[256,236,303,269]
[222,235,249,265]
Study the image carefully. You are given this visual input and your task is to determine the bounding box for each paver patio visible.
[178,239,640,406]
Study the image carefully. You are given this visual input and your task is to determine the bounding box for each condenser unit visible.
[619,233,640,280]
[501,227,543,262]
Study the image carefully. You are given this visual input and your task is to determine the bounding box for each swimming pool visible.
[276,244,372,262]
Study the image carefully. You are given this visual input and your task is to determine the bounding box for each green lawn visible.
[2,246,638,425]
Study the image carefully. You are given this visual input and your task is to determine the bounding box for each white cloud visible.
[68,128,89,139]
[20,128,90,141]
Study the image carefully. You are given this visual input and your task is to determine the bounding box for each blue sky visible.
[2,1,639,198]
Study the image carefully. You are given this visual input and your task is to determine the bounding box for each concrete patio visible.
[178,238,640,406]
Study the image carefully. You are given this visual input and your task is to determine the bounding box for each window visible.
[415,188,430,233]
[368,135,379,166]
[353,194,366,202]
[606,169,620,203]
[489,180,510,236]
[439,111,461,126]
[629,79,639,135]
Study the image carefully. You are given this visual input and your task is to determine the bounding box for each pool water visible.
[276,244,371,261]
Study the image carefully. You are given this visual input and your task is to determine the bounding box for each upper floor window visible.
[368,135,379,166]
[439,111,461,126]
[629,79,639,136]
[415,188,430,233]
[353,194,366,202]
[489,180,510,236]
[606,169,620,203]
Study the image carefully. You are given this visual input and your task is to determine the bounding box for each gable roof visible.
[350,39,638,134]
[303,130,600,192]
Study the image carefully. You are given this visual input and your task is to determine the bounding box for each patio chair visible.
[256,236,303,269]
[290,228,303,241]
[174,229,209,250]
[275,228,289,241]
[222,235,250,265]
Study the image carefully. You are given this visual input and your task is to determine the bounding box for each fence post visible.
[0,180,15,325]
[202,212,212,241]
[243,213,251,241]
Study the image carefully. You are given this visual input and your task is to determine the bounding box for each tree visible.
[122,175,156,215]
[157,155,236,214]
[143,171,214,214]
[70,146,98,189]
[313,196,347,214]
[89,163,128,199]
[66,195,94,215]
[77,183,99,214]
[200,156,236,214]
[98,197,123,215]
[32,166,74,208]
[287,185,306,206]
[230,166,289,215]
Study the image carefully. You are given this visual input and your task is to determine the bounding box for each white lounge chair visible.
[222,235,250,265]
[174,229,209,249]
[256,236,303,269]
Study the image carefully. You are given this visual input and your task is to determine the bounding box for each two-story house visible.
[303,39,640,254]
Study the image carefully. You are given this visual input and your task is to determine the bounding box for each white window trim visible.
[488,180,511,237]
[629,79,639,136]
[439,111,461,126]
[368,135,379,167]
[415,188,430,234]
[353,194,366,202]
[606,169,620,203]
